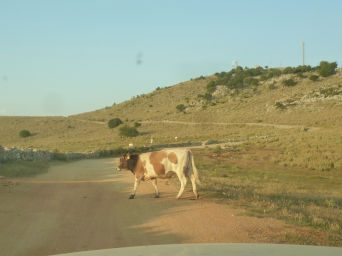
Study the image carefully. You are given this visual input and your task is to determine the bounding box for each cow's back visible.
[138,149,190,178]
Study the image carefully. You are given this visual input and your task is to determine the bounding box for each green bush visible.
[268,82,277,90]
[282,79,297,87]
[108,118,123,128]
[19,130,31,138]
[282,67,295,74]
[176,104,186,112]
[268,68,282,77]
[319,61,337,77]
[119,125,139,137]
[309,75,319,81]
[283,65,312,75]
[134,122,141,128]
[243,77,259,86]
[206,81,217,93]
[296,73,306,78]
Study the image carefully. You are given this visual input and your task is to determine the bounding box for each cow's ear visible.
[126,154,130,160]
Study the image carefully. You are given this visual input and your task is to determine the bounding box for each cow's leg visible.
[151,178,159,198]
[129,177,141,199]
[190,174,199,199]
[176,175,187,199]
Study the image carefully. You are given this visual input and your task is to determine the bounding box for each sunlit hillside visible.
[1,65,342,171]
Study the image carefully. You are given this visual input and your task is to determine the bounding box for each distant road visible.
[73,118,320,131]
[74,118,106,125]
[141,120,320,131]
[0,158,305,256]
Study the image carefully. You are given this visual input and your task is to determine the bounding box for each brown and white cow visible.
[117,149,200,199]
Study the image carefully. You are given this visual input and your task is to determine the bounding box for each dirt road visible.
[1,159,298,256]
[142,120,320,131]
[74,118,320,131]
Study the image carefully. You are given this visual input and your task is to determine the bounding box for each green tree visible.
[309,75,319,81]
[119,125,139,137]
[176,104,186,112]
[108,118,123,128]
[282,79,297,87]
[206,81,216,93]
[319,61,337,77]
[19,130,31,138]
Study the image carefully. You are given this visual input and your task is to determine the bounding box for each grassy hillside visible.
[1,64,342,243]
[1,65,342,170]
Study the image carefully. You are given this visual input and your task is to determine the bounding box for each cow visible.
[117,149,200,199]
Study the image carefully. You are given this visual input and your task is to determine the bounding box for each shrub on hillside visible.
[19,130,31,138]
[282,79,297,87]
[176,104,186,112]
[268,68,282,77]
[275,102,287,110]
[268,82,277,90]
[206,81,217,93]
[108,118,123,128]
[309,75,319,81]
[243,77,259,86]
[282,67,294,74]
[283,65,313,75]
[319,61,337,77]
[134,122,141,128]
[296,73,306,78]
[119,125,139,137]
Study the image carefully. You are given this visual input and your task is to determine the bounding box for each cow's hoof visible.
[154,194,160,198]
[129,195,135,199]
[196,194,200,199]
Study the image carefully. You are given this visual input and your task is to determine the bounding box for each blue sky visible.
[0,0,341,116]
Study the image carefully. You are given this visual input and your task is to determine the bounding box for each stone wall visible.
[0,135,272,162]
[0,145,101,162]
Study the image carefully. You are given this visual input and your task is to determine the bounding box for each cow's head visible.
[117,153,138,172]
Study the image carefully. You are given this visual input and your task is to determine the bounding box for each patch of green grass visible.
[0,161,49,178]
[282,78,297,87]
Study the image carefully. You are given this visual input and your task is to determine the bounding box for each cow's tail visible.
[188,150,201,185]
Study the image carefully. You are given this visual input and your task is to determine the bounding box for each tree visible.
[108,118,123,128]
[119,125,139,137]
[19,130,31,138]
[282,79,297,87]
[176,104,186,112]
[309,75,319,81]
[319,61,337,77]
[206,81,216,93]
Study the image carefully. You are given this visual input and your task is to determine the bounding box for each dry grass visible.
[1,69,342,245]
[0,70,341,163]
[193,146,342,246]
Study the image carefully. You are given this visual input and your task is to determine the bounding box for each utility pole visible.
[302,40,305,66]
